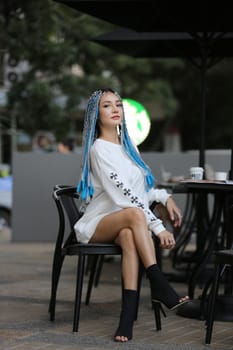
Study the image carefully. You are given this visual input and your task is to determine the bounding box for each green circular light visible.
[122,98,151,146]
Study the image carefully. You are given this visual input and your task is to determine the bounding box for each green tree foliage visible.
[0,0,117,139]
[0,0,180,149]
[1,1,233,153]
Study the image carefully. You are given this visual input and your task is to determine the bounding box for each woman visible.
[74,88,189,342]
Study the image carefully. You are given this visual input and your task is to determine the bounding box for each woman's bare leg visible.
[114,228,139,290]
[90,207,189,341]
[114,228,139,342]
[90,207,157,268]
[90,208,154,342]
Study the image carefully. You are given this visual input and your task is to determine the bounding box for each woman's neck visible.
[98,130,120,144]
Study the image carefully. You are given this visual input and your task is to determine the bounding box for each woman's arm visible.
[148,188,182,228]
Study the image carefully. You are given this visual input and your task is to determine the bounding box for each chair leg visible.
[73,254,86,332]
[85,256,93,275]
[85,255,99,305]
[49,253,65,321]
[205,264,221,345]
[94,255,105,287]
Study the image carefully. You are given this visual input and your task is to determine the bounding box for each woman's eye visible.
[102,103,122,108]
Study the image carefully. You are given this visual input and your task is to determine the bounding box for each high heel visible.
[152,301,166,331]
[114,289,137,342]
[147,264,190,311]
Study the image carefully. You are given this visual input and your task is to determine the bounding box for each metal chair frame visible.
[49,185,163,332]
[205,249,233,344]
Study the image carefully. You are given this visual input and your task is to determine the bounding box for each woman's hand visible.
[166,196,182,228]
[157,230,176,249]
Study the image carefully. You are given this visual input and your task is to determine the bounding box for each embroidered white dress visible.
[74,139,170,243]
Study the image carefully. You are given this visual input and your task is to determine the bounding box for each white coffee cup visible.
[215,171,227,181]
[162,171,171,182]
[190,167,204,180]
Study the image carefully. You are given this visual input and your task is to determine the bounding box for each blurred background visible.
[0,0,233,240]
[1,0,233,162]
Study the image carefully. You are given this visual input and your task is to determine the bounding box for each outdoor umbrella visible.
[54,0,233,178]
[93,30,233,59]
[95,29,233,177]
[54,0,233,32]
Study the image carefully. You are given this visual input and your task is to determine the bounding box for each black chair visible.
[49,185,163,333]
[205,249,233,345]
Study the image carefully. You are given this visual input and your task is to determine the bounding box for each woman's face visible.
[98,92,123,131]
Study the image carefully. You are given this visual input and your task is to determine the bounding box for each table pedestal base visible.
[177,296,233,321]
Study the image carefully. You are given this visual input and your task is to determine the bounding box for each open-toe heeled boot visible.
[114,289,138,342]
[146,264,189,311]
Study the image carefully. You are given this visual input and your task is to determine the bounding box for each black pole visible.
[199,61,206,170]
[194,32,208,171]
[229,119,233,180]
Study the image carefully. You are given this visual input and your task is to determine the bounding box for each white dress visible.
[74,139,170,243]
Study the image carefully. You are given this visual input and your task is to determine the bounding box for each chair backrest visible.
[53,185,82,245]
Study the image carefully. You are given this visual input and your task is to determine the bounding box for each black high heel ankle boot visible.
[114,289,138,342]
[146,264,189,311]
[153,301,166,331]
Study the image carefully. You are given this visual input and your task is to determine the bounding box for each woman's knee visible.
[117,228,135,250]
[124,207,147,227]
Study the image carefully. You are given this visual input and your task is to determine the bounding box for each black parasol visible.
[93,30,233,175]
[53,0,233,179]
[53,0,233,32]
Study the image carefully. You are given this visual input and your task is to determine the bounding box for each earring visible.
[117,124,121,136]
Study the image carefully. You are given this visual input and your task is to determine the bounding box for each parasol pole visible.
[199,59,206,170]
[199,32,208,171]
[190,32,208,172]
[229,119,233,180]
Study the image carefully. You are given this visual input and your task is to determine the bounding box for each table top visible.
[173,179,233,193]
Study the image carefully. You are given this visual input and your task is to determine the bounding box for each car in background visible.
[0,175,12,230]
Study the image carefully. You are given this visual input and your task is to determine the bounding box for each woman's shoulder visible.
[91,139,106,154]
[91,139,121,155]
[91,140,124,166]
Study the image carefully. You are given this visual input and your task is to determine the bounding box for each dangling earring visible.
[117,124,121,137]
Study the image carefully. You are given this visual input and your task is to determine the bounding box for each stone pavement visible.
[0,231,232,350]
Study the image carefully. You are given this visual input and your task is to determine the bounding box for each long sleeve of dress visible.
[147,188,171,206]
[90,143,166,235]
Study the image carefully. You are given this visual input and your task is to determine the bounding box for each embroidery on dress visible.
[123,188,131,196]
[110,172,118,180]
[116,181,124,188]
[109,171,156,223]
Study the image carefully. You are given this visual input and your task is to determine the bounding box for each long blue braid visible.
[77,89,155,203]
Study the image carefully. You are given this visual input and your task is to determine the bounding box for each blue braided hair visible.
[121,113,155,190]
[77,88,155,202]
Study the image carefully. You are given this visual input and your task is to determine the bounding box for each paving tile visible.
[0,240,232,350]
